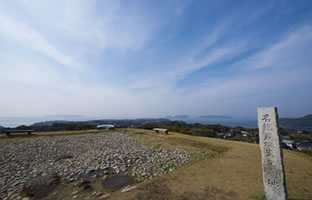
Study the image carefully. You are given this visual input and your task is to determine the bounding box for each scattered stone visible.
[71,191,79,195]
[0,132,190,199]
[85,168,104,179]
[78,180,91,187]
[96,191,103,196]
[121,185,137,193]
[9,193,18,200]
[55,155,73,162]
[99,194,110,199]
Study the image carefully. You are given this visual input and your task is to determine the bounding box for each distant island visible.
[280,114,312,131]
[199,115,232,119]
[165,115,189,119]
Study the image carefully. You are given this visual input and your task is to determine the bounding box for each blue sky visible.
[0,0,312,119]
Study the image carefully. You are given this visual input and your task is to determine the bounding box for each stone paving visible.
[0,132,190,199]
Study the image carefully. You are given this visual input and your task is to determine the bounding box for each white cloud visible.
[0,14,80,69]
[5,0,170,53]
[127,37,246,92]
[237,26,312,70]
[0,56,62,89]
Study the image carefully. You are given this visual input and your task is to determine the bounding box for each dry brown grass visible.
[120,179,239,200]
[118,128,312,200]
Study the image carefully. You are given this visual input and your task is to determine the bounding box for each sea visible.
[0,117,41,127]
[0,117,90,128]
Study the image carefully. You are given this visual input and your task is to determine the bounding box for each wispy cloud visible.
[0,14,79,69]
[127,24,246,92]
[56,0,163,52]
[236,25,312,70]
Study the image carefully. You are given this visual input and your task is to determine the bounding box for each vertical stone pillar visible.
[257,107,288,200]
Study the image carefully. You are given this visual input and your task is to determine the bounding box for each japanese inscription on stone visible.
[258,107,288,200]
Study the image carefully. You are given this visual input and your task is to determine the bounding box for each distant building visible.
[224,132,235,139]
[281,139,296,150]
[97,124,114,129]
[216,133,226,138]
[297,130,303,134]
[282,135,291,139]
[241,131,251,137]
[230,127,242,135]
[296,142,312,150]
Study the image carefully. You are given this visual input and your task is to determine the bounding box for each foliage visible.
[2,119,170,132]
[289,133,312,143]
[280,114,312,131]
[30,123,97,132]
[297,149,312,157]
[141,121,230,138]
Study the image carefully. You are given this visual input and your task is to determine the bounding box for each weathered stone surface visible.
[83,184,93,192]
[0,132,190,199]
[22,172,60,198]
[101,175,133,189]
[257,107,288,200]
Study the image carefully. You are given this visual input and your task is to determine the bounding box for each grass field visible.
[2,128,312,200]
[114,129,312,200]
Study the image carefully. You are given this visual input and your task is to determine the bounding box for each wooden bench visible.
[153,128,169,134]
[5,130,34,136]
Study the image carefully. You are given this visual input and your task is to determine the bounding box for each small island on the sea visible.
[165,115,189,119]
[199,115,232,119]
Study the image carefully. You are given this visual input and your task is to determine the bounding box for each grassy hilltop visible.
[1,128,311,200]
[115,129,312,200]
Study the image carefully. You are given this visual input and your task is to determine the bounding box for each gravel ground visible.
[0,132,191,199]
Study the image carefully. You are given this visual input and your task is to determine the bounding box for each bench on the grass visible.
[153,128,168,134]
[5,130,34,136]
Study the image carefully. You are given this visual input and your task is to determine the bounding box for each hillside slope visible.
[280,114,312,130]
[111,129,312,200]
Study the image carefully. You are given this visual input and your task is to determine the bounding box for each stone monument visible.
[257,107,288,200]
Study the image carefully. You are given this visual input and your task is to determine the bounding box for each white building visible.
[97,124,114,129]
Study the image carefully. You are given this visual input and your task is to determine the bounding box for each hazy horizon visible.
[1,112,311,120]
[1,1,312,119]
[1,112,311,128]
[0,114,260,128]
